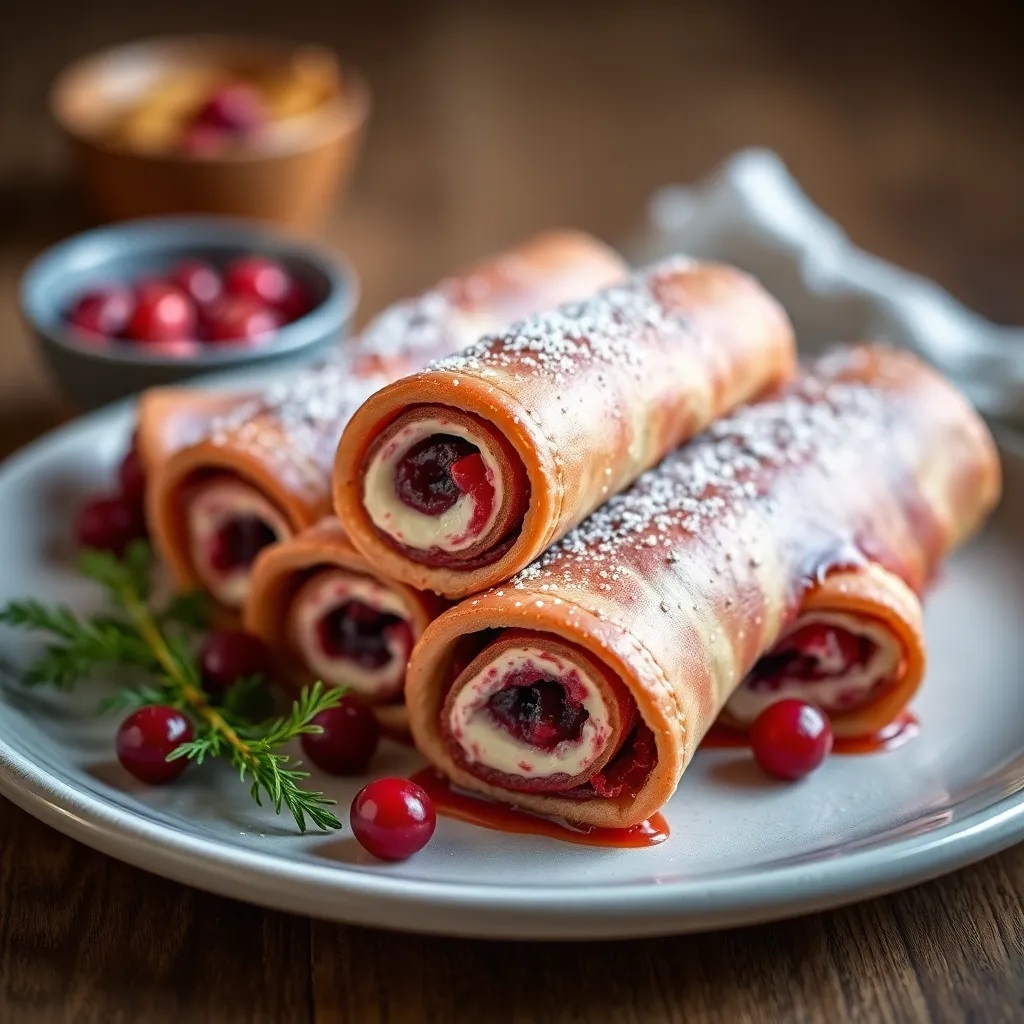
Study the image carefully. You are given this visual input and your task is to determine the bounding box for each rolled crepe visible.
[404,345,1001,828]
[244,517,445,738]
[333,257,796,598]
[140,231,626,611]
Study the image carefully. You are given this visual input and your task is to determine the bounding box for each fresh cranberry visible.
[750,699,834,781]
[118,446,147,505]
[75,495,146,554]
[394,435,479,516]
[276,279,312,322]
[126,282,196,343]
[172,259,223,307]
[199,629,273,693]
[350,778,436,861]
[116,706,194,785]
[193,83,266,136]
[301,696,381,775]
[204,295,281,344]
[178,123,228,158]
[66,287,134,338]
[224,256,291,307]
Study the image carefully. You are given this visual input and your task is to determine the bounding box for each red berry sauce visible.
[208,516,280,574]
[317,601,413,670]
[486,676,589,750]
[394,435,480,516]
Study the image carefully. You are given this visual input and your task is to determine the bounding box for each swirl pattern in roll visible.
[244,517,445,738]
[138,231,626,611]
[334,257,796,598]
[404,345,1001,828]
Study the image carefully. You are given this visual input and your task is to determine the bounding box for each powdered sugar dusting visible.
[196,277,476,497]
[511,367,888,590]
[205,352,388,497]
[356,290,458,359]
[425,257,696,383]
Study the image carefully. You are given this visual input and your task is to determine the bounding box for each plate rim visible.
[2,398,1024,940]
[4,734,1024,939]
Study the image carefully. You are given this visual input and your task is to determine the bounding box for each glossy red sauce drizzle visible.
[700,710,920,754]
[409,768,669,848]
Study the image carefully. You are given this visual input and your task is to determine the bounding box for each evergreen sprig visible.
[0,541,343,833]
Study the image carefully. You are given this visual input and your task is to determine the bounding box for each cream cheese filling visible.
[186,478,291,608]
[287,569,412,699]
[448,646,613,779]
[362,417,503,553]
[726,612,902,722]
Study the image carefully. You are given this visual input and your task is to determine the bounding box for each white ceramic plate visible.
[1,401,1023,940]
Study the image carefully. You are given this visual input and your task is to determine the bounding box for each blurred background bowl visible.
[21,215,359,409]
[50,36,370,230]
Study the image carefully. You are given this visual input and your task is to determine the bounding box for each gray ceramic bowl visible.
[21,216,358,408]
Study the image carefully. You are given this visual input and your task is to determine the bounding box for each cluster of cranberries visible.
[114,623,435,860]
[74,436,150,556]
[178,83,268,158]
[749,699,834,780]
[65,254,311,353]
[74,442,434,859]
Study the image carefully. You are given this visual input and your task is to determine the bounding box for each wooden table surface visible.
[2,1,1023,1020]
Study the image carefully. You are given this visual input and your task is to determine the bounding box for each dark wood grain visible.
[0,798,312,1024]
[1,0,1024,1020]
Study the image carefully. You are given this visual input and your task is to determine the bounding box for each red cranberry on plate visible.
[204,294,281,343]
[199,629,273,694]
[126,281,197,343]
[225,256,292,307]
[301,696,381,775]
[66,287,134,339]
[172,259,223,307]
[116,705,193,785]
[193,83,267,136]
[74,495,147,554]
[750,699,834,781]
[350,778,437,861]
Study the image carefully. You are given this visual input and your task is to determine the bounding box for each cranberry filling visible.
[586,722,657,799]
[394,435,480,516]
[486,676,589,750]
[208,515,279,574]
[748,621,876,690]
[317,600,413,670]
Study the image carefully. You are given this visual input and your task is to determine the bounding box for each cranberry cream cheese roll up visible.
[404,346,1000,828]
[334,257,796,598]
[144,232,626,612]
[244,518,445,738]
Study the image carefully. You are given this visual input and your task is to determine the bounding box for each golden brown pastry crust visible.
[334,258,796,597]
[138,231,627,602]
[405,345,1001,828]
[244,516,446,738]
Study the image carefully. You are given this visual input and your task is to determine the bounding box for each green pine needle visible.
[0,542,344,834]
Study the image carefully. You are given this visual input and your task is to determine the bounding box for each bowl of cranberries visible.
[21,215,357,408]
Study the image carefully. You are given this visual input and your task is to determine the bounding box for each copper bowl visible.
[50,36,370,231]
